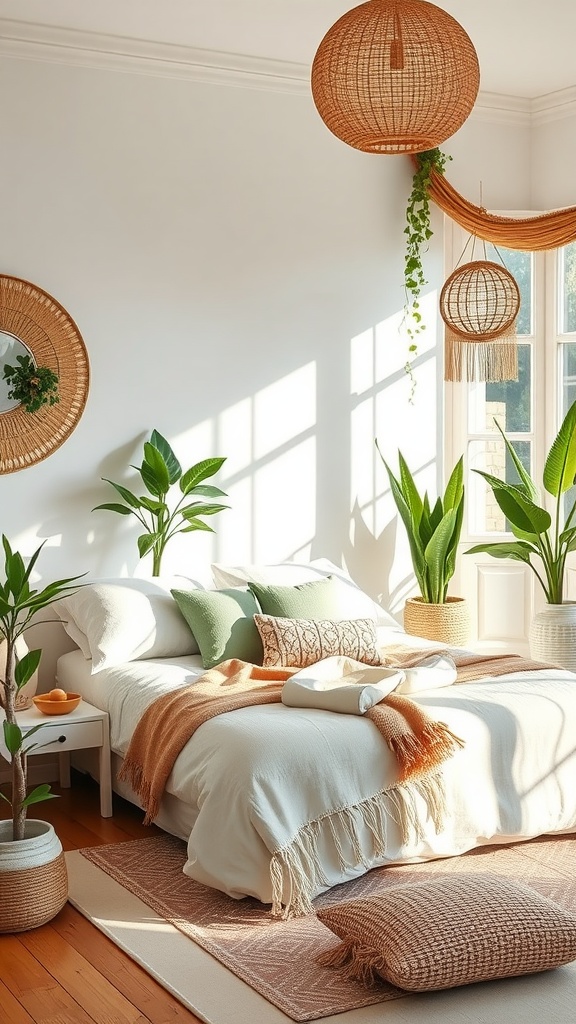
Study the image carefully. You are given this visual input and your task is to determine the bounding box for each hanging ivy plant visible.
[3,354,59,414]
[403,147,451,398]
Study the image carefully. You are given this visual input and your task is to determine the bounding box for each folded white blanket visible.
[281,653,457,715]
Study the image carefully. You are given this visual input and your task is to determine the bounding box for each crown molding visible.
[532,86,576,125]
[1,17,575,123]
[0,18,309,95]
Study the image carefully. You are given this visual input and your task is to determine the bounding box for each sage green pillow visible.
[248,575,343,619]
[171,587,263,669]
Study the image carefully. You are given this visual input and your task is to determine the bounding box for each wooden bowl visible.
[32,693,82,716]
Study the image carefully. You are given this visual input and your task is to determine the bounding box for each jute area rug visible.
[66,833,576,1024]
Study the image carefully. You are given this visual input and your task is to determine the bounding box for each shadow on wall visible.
[342,502,405,622]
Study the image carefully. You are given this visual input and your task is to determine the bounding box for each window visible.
[445,224,576,644]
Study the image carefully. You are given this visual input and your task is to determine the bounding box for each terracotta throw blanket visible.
[119,657,464,827]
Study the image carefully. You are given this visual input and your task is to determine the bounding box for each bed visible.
[53,563,576,915]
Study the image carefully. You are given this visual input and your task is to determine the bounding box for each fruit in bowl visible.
[33,690,82,715]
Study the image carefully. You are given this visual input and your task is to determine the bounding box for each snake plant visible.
[466,399,576,604]
[377,443,464,604]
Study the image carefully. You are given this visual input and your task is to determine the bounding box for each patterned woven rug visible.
[77,833,576,1023]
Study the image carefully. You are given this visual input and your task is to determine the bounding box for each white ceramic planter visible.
[0,819,68,932]
[529,602,576,672]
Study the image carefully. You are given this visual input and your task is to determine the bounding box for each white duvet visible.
[58,636,576,909]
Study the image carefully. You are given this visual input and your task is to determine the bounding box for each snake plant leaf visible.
[443,457,464,512]
[149,430,182,484]
[543,400,576,497]
[397,452,424,526]
[424,509,457,603]
[383,463,427,588]
[180,458,227,495]
[14,649,41,690]
[444,497,465,584]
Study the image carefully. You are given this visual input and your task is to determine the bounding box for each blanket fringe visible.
[118,759,158,825]
[269,775,447,917]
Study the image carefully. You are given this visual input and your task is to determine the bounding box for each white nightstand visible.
[0,699,112,817]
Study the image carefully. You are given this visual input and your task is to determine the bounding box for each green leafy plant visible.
[0,537,85,840]
[377,441,464,604]
[403,148,451,398]
[465,400,576,604]
[3,354,59,414]
[93,430,228,576]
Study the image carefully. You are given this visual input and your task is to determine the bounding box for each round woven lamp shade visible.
[440,260,520,340]
[311,0,480,154]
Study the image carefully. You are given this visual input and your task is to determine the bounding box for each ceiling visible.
[1,0,575,100]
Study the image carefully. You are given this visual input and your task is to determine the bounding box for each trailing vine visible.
[3,354,59,413]
[403,147,451,399]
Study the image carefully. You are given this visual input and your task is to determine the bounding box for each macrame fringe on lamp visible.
[311,0,480,154]
[440,260,521,383]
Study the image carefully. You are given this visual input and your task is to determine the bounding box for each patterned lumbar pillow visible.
[316,873,576,992]
[254,614,381,669]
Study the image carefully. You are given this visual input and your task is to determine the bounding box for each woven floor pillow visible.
[317,873,576,992]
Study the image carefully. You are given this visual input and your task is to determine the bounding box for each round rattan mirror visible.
[0,276,89,473]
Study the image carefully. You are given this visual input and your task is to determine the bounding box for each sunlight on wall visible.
[190,364,318,567]
[349,293,439,614]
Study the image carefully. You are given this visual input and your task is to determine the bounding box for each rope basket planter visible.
[0,820,68,933]
[311,0,480,154]
[440,260,520,383]
[0,275,89,474]
[403,596,470,647]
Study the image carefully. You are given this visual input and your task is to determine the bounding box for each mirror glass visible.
[0,331,34,413]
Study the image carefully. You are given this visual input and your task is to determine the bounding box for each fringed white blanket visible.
[119,655,464,915]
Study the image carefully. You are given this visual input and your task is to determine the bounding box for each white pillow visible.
[54,576,201,673]
[211,558,399,627]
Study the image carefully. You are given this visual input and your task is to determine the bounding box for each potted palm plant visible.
[93,429,228,576]
[377,443,469,645]
[0,536,84,932]
[465,399,576,668]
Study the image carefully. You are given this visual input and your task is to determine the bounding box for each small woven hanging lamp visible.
[311,0,480,154]
[440,260,521,383]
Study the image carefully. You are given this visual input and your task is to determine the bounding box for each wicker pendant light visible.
[441,260,521,383]
[311,0,480,154]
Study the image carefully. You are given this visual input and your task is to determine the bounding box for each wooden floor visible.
[0,773,203,1024]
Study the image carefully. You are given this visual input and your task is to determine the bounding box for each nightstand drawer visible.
[27,719,104,755]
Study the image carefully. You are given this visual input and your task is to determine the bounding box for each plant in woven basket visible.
[465,399,576,604]
[403,148,451,397]
[2,354,59,414]
[0,537,85,840]
[377,441,464,604]
[93,430,229,576]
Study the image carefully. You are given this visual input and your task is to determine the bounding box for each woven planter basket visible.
[529,602,576,672]
[0,820,68,933]
[403,596,470,647]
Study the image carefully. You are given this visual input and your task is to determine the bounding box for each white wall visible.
[0,46,531,677]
